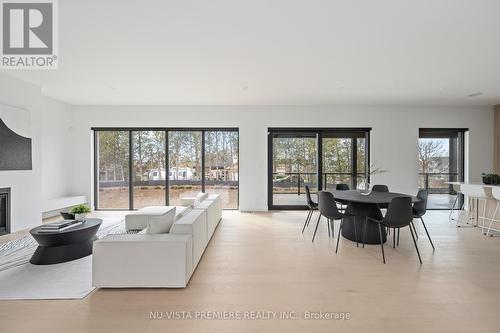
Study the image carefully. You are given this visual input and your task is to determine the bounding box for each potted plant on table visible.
[70,204,91,221]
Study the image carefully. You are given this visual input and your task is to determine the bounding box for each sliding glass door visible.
[96,131,130,209]
[322,133,368,191]
[204,131,239,209]
[418,128,466,209]
[271,132,318,207]
[94,128,238,210]
[168,131,202,206]
[132,131,166,209]
[268,128,370,209]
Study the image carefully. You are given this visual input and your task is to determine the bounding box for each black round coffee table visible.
[29,218,102,265]
[331,191,419,244]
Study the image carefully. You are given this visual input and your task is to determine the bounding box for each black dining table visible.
[331,190,420,244]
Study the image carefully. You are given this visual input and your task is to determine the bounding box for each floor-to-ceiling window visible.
[418,128,466,209]
[322,132,367,191]
[270,132,318,207]
[204,131,239,209]
[268,128,370,209]
[96,131,130,209]
[168,131,202,206]
[132,130,166,209]
[94,128,238,210]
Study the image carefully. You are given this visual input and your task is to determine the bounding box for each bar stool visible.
[458,184,490,230]
[449,183,462,222]
[485,187,500,237]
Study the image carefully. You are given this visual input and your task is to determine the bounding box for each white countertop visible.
[445,181,500,188]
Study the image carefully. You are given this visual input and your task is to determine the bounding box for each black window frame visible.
[418,128,467,210]
[93,127,239,211]
[268,127,371,210]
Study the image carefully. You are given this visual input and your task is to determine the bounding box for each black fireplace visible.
[0,188,10,236]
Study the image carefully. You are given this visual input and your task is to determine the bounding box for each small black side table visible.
[29,218,102,265]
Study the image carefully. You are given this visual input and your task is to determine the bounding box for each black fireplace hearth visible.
[0,188,11,236]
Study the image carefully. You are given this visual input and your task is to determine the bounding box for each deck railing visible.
[418,172,459,194]
[272,172,365,195]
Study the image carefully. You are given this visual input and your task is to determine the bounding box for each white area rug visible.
[0,217,128,300]
[0,256,94,299]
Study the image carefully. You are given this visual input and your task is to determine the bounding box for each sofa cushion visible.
[170,209,208,268]
[206,194,222,225]
[194,192,209,206]
[126,206,175,231]
[176,205,193,219]
[194,199,219,240]
[146,207,176,234]
[93,233,193,288]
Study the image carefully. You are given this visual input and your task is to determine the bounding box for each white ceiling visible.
[5,0,500,106]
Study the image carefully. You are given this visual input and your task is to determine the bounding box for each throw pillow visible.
[146,207,176,234]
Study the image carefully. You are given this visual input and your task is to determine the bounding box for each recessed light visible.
[468,92,483,97]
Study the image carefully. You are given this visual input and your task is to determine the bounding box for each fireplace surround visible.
[0,187,11,236]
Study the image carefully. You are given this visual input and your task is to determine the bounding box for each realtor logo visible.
[1,0,58,69]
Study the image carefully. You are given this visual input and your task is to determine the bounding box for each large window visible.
[132,131,166,209]
[205,131,239,209]
[96,131,130,209]
[271,133,318,207]
[268,128,370,209]
[94,128,238,210]
[322,133,367,191]
[418,128,466,209]
[168,131,202,206]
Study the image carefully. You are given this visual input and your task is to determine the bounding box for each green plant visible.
[70,204,91,214]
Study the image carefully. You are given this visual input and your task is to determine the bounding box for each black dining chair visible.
[335,183,350,213]
[313,191,358,250]
[336,183,350,191]
[372,184,390,210]
[302,185,318,233]
[362,196,422,264]
[372,184,389,192]
[412,189,434,250]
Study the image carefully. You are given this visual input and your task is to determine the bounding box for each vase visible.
[74,213,87,221]
[356,180,372,195]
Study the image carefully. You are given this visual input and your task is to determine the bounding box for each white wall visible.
[40,97,73,201]
[71,106,494,211]
[0,73,73,232]
[0,74,43,232]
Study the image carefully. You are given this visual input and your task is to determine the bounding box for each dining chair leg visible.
[312,214,322,242]
[302,209,312,233]
[362,218,368,248]
[409,225,423,264]
[353,216,359,247]
[411,221,419,239]
[336,219,343,254]
[331,219,335,239]
[378,223,386,264]
[306,209,313,227]
[393,228,396,248]
[420,217,435,250]
[327,219,331,238]
[397,228,400,246]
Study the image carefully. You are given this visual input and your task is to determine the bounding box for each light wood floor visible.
[1,210,500,333]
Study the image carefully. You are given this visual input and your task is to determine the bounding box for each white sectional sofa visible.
[92,194,222,288]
